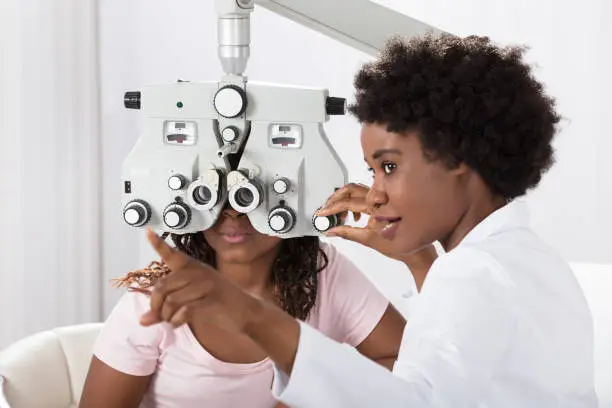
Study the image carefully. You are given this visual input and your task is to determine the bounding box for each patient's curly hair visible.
[114,233,327,321]
[349,34,560,198]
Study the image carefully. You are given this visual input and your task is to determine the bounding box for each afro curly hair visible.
[349,34,560,199]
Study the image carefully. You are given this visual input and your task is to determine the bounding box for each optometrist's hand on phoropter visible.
[317,183,437,276]
[317,183,401,252]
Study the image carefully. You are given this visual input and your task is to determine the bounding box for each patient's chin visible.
[216,250,258,265]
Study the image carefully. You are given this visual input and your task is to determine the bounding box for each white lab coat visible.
[272,200,599,407]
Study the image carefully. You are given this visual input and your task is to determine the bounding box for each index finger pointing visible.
[146,229,186,269]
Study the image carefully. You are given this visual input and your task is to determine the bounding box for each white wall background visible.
[0,0,102,348]
[1,0,608,347]
[99,0,611,314]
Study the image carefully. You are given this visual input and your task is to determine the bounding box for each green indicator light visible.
[177,101,184,108]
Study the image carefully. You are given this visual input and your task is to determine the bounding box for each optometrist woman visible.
[137,34,599,407]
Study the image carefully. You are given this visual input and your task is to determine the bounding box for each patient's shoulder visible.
[309,242,389,346]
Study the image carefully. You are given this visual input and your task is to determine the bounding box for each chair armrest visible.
[0,375,11,408]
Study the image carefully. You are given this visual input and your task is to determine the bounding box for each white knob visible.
[268,207,295,234]
[168,175,186,190]
[124,208,141,225]
[123,200,150,227]
[314,216,332,232]
[273,178,290,194]
[313,213,338,233]
[164,211,181,228]
[222,126,239,142]
[214,86,246,118]
[269,214,287,232]
[163,203,190,229]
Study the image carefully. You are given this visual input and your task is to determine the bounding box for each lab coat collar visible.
[458,199,530,247]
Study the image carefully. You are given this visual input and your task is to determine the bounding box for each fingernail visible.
[139,310,159,326]
[325,231,337,237]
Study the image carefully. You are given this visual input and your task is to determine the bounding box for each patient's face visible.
[203,207,281,264]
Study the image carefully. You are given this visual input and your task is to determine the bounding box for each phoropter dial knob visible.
[123,200,151,227]
[222,126,240,142]
[214,85,247,118]
[268,206,296,234]
[313,213,339,233]
[272,178,290,194]
[168,174,187,190]
[325,96,346,116]
[124,91,141,110]
[163,202,191,230]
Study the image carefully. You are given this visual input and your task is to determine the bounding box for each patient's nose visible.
[222,206,244,219]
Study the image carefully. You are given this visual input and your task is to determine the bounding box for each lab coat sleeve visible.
[272,321,430,407]
[272,247,516,408]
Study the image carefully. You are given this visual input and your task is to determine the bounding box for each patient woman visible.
[79,205,408,408]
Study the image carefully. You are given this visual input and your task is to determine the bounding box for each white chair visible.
[572,263,612,408]
[0,323,102,408]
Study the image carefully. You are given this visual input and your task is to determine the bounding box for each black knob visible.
[123,200,151,227]
[124,91,141,109]
[326,97,346,115]
[163,202,191,229]
[268,207,296,234]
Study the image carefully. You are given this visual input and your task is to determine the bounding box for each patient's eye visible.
[382,162,397,175]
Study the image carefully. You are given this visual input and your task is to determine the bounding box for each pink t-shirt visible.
[93,243,389,408]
